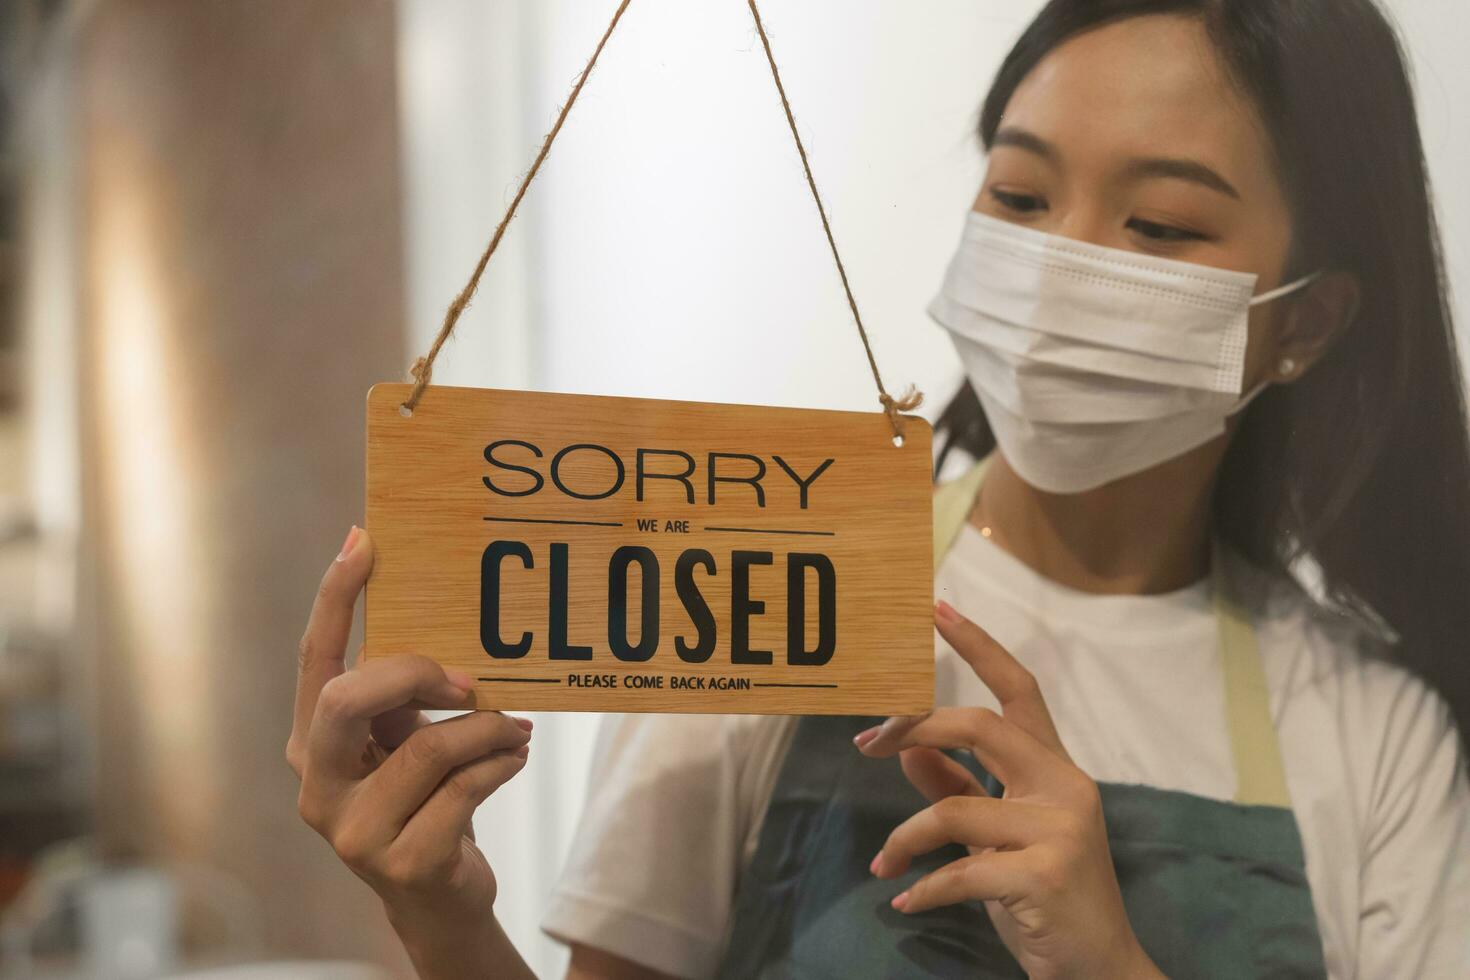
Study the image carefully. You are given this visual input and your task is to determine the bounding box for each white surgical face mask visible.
[927,210,1321,494]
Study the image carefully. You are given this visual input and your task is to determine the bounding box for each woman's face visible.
[974,13,1296,390]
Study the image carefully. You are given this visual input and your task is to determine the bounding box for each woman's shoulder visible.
[1231,546,1466,785]
[1226,540,1405,676]
[547,711,802,978]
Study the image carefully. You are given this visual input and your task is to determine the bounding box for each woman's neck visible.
[970,444,1227,596]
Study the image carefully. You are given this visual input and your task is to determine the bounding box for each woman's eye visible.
[990,188,1046,214]
[1127,217,1206,243]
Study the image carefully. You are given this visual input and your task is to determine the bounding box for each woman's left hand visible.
[854,599,1165,980]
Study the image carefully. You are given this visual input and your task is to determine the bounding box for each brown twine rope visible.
[402,0,923,441]
[401,0,633,414]
[743,0,922,438]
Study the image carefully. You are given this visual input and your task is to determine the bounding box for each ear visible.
[1272,270,1361,381]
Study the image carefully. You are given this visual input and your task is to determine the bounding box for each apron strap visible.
[1213,551,1293,808]
[933,456,991,572]
[932,453,1293,809]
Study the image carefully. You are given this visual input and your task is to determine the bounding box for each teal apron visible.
[715,453,1328,979]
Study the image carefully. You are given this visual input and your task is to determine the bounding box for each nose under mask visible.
[927,210,1320,494]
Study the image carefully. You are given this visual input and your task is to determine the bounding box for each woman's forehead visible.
[997,14,1277,197]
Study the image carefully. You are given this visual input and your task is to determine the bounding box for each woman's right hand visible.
[286,524,533,927]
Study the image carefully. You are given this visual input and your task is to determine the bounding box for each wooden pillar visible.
[75,2,411,970]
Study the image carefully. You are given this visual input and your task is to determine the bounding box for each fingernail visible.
[513,716,534,732]
[935,599,963,624]
[869,852,882,875]
[891,890,909,911]
[853,726,880,748]
[336,525,360,562]
[445,669,475,691]
[513,743,530,759]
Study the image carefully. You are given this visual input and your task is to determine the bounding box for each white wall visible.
[1384,0,1470,364]
[397,2,1468,976]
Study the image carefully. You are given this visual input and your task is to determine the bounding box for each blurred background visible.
[0,0,1464,977]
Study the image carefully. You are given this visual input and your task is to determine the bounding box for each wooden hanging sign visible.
[363,382,935,714]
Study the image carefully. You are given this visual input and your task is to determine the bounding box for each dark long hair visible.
[934,0,1470,759]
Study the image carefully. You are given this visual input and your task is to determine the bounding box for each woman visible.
[287,0,1470,976]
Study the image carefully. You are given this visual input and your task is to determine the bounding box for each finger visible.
[854,710,933,751]
[387,744,532,878]
[307,653,475,784]
[361,711,532,837]
[857,706,1060,791]
[935,600,1072,763]
[899,746,990,803]
[371,704,431,750]
[292,526,374,749]
[873,795,1053,879]
[894,848,1033,915]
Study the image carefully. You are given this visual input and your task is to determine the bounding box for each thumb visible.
[293,525,375,741]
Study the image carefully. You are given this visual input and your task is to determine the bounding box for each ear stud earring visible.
[1278,357,1298,378]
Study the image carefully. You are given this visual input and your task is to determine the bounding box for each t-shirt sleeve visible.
[538,711,756,979]
[1354,661,1470,978]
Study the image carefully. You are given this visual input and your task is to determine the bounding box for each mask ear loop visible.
[1232,270,1325,403]
[1230,278,1321,409]
[1225,376,1274,416]
[1248,269,1324,307]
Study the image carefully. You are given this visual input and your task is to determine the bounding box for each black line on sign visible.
[476,677,563,684]
[704,526,836,537]
[484,516,624,528]
[752,682,840,689]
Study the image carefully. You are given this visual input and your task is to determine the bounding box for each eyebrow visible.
[991,126,1242,201]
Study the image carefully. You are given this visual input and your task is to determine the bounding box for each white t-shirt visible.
[540,521,1470,979]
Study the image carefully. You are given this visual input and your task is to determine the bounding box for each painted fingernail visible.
[336,525,360,561]
[444,669,475,691]
[853,726,881,748]
[512,716,534,732]
[935,600,962,624]
[891,890,909,911]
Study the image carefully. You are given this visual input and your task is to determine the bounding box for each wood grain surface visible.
[364,383,934,714]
